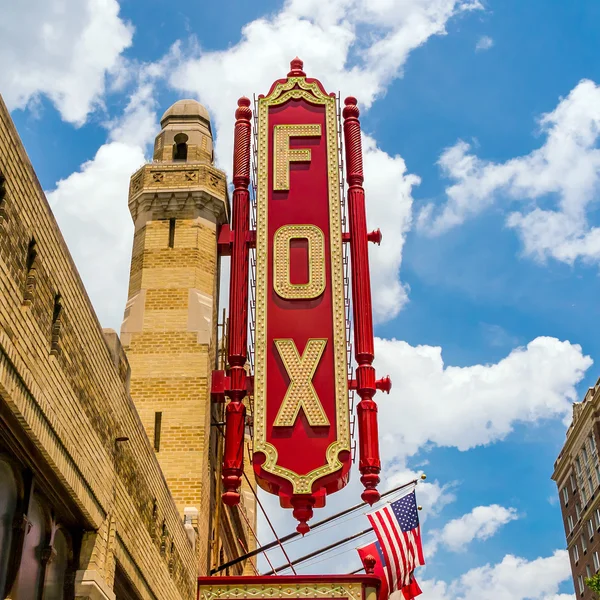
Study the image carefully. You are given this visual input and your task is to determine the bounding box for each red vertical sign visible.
[253,60,351,533]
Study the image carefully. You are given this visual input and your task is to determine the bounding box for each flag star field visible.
[4,1,600,598]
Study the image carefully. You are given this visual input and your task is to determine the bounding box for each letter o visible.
[273,225,326,300]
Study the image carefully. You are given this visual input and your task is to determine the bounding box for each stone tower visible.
[121,100,251,574]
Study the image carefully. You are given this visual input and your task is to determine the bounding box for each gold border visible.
[254,76,350,495]
[199,582,363,600]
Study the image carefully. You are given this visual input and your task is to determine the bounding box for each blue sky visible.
[4,1,600,597]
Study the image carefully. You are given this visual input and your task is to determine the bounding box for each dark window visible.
[0,172,6,222]
[0,459,17,594]
[173,133,189,160]
[11,496,46,599]
[23,239,38,306]
[43,527,70,598]
[174,143,187,160]
[154,412,162,452]
[26,239,37,272]
[50,294,62,356]
[168,219,176,248]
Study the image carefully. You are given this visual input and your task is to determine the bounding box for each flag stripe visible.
[404,530,417,574]
[374,542,391,589]
[367,514,395,589]
[367,490,425,594]
[370,510,400,591]
[414,528,425,565]
[383,506,410,586]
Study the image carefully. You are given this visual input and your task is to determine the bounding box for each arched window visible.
[172,133,189,161]
[11,496,47,600]
[43,527,70,599]
[0,459,18,594]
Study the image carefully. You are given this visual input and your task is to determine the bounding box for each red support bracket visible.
[367,229,382,245]
[342,229,382,245]
[211,370,254,403]
[211,370,229,403]
[217,226,256,256]
[348,376,391,393]
[217,225,234,257]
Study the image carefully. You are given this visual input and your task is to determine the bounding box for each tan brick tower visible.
[121,100,230,574]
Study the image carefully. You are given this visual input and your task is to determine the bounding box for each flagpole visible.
[261,527,374,575]
[210,476,423,574]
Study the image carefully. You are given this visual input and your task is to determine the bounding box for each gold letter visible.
[274,338,329,427]
[273,224,326,300]
[273,124,321,191]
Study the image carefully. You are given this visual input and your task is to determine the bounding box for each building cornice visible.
[553,379,600,485]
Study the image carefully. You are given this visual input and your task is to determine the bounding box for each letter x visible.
[274,338,329,427]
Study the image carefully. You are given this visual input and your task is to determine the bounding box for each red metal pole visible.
[221,97,252,505]
[342,96,385,505]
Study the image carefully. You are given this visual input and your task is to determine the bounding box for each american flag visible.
[356,540,422,600]
[367,487,425,592]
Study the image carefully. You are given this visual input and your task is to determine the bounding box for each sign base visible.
[198,575,382,600]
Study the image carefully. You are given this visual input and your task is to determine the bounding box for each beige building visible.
[553,378,600,599]
[0,95,255,599]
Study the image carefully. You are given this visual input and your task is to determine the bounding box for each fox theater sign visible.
[212,58,390,548]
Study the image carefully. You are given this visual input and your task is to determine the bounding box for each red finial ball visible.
[235,97,252,121]
[296,521,310,536]
[376,375,392,394]
[343,96,360,119]
[364,554,377,575]
[361,488,380,505]
[288,57,306,77]
[222,490,240,506]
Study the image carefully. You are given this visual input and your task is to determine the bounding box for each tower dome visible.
[160,99,211,128]
[153,99,213,163]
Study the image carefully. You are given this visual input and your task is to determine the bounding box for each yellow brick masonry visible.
[0,96,195,599]
[122,110,256,577]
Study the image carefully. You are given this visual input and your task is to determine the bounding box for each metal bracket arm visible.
[342,229,382,245]
[211,370,254,403]
[217,225,256,257]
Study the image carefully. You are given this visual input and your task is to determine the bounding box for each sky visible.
[3,0,600,597]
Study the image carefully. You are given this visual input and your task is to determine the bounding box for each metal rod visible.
[244,469,297,575]
[262,527,373,575]
[210,418,296,575]
[210,477,417,574]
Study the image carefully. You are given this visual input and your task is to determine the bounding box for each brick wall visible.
[0,95,196,599]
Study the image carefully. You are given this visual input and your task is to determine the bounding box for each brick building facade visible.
[553,379,600,599]
[0,94,254,599]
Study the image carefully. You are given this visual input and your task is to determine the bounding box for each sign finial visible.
[288,57,306,77]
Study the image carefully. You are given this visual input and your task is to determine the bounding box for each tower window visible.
[168,218,176,248]
[154,412,162,452]
[173,133,189,160]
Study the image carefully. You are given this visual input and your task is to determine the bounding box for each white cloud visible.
[475,35,494,51]
[0,0,133,125]
[46,61,168,329]
[170,0,481,321]
[47,142,142,328]
[363,135,420,319]
[375,336,592,459]
[427,504,518,556]
[418,79,600,266]
[422,550,572,600]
